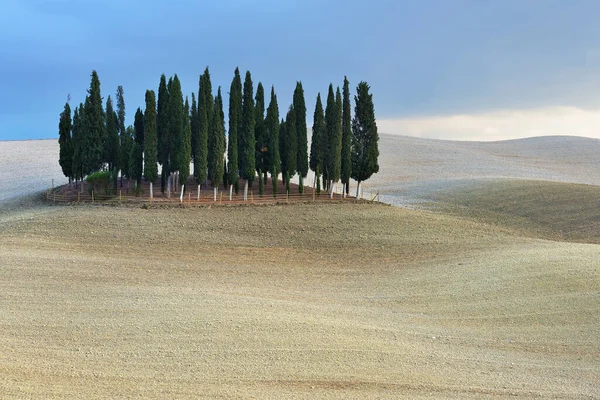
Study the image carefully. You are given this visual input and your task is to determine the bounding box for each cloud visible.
[378,106,600,141]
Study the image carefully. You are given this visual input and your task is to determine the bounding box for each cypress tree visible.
[71,104,84,184]
[209,87,225,198]
[116,86,129,185]
[196,68,212,187]
[351,81,379,197]
[180,97,192,187]
[310,93,326,194]
[254,82,267,186]
[325,84,342,191]
[169,75,185,191]
[341,76,352,195]
[190,92,198,171]
[129,141,143,190]
[104,96,119,171]
[282,105,297,191]
[143,90,158,198]
[279,118,286,187]
[82,70,105,175]
[265,86,280,197]
[134,107,145,149]
[58,101,73,184]
[293,82,308,193]
[157,74,170,193]
[227,68,242,197]
[239,70,256,200]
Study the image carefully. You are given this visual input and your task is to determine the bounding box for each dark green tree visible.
[239,70,256,200]
[190,92,198,173]
[293,82,308,193]
[325,84,342,192]
[180,97,192,188]
[254,82,267,188]
[195,67,212,187]
[351,81,379,197]
[157,74,171,193]
[143,90,158,197]
[341,76,352,195]
[104,96,119,171]
[71,103,84,185]
[282,105,297,192]
[227,68,242,197]
[208,87,226,198]
[134,107,145,149]
[265,86,280,196]
[169,75,185,192]
[82,70,105,175]
[310,93,326,194]
[129,141,143,190]
[116,86,129,186]
[58,101,73,184]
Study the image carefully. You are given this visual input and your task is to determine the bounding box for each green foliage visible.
[180,97,192,187]
[254,82,267,177]
[157,74,171,191]
[82,70,105,175]
[310,93,326,193]
[351,81,379,185]
[169,75,185,176]
[58,101,73,181]
[196,68,212,185]
[282,105,297,182]
[71,104,84,181]
[190,92,198,168]
[208,87,226,188]
[227,68,242,187]
[265,86,280,196]
[294,82,308,180]
[143,90,158,183]
[134,107,144,147]
[129,141,143,185]
[239,70,256,181]
[86,170,112,195]
[116,86,128,178]
[325,84,342,185]
[341,76,352,193]
[104,96,119,171]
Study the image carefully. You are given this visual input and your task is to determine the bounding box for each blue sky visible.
[2,0,600,140]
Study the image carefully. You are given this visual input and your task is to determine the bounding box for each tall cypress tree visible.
[351,81,379,197]
[196,68,212,186]
[157,74,171,193]
[129,141,143,189]
[209,87,225,195]
[190,92,199,172]
[180,97,192,187]
[58,101,73,184]
[82,70,105,175]
[116,86,131,184]
[310,93,326,194]
[169,75,185,190]
[134,107,145,149]
[71,103,84,184]
[325,84,342,191]
[254,82,267,187]
[239,70,256,200]
[144,90,158,197]
[227,68,242,196]
[282,105,297,191]
[293,82,308,193]
[341,76,352,195]
[104,96,119,171]
[265,86,280,196]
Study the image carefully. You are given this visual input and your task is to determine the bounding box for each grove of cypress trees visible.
[293,82,308,194]
[265,86,280,196]
[310,93,326,194]
[341,76,352,195]
[58,101,73,184]
[157,74,170,193]
[208,87,226,200]
[82,70,105,175]
[143,89,158,198]
[227,68,242,198]
[325,84,341,192]
[351,81,379,197]
[195,68,212,188]
[239,70,256,200]
[180,97,192,188]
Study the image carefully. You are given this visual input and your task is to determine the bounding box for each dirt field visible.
[1,195,598,399]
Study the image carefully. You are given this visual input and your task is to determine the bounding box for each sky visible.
[1,0,600,141]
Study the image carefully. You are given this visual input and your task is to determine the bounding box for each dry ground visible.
[1,196,598,399]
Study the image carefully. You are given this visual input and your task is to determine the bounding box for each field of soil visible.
[1,134,599,398]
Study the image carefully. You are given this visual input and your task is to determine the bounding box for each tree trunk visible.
[213,187,217,202]
[356,181,361,199]
[167,176,171,198]
[299,175,304,194]
[180,185,185,202]
[229,184,233,201]
[330,182,335,199]
[244,180,249,201]
[150,182,153,199]
[197,184,201,200]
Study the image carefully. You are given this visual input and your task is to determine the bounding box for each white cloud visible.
[378,106,600,141]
